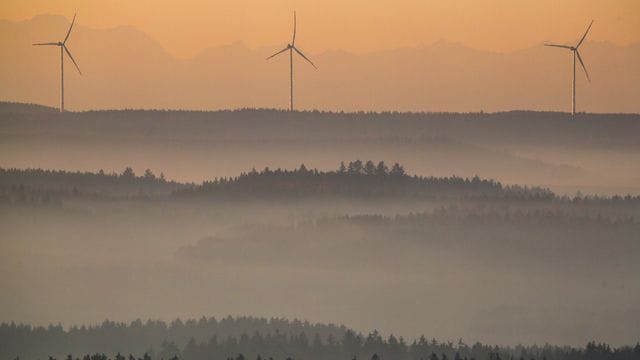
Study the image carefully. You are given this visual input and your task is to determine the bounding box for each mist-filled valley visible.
[1,103,640,359]
[2,164,640,347]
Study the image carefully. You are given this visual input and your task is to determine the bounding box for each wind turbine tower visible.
[266,11,317,111]
[545,20,593,116]
[33,14,82,112]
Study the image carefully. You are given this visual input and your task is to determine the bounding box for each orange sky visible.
[2,0,639,58]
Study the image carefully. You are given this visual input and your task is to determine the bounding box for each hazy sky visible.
[2,0,639,58]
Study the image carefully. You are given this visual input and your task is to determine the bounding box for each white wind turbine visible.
[266,11,317,112]
[545,20,593,116]
[33,14,82,112]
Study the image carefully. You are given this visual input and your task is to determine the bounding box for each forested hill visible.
[0,162,554,203]
[2,102,639,149]
[0,167,186,200]
[177,161,554,200]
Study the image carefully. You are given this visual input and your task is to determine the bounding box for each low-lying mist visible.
[1,164,639,348]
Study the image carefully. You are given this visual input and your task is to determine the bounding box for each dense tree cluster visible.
[177,161,553,200]
[2,318,638,360]
[0,317,346,360]
[0,167,184,202]
[5,165,639,206]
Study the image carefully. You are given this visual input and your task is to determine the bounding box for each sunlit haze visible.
[2,0,639,58]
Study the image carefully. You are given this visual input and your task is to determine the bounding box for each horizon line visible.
[2,101,640,116]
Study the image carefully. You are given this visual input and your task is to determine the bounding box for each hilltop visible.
[2,102,639,148]
[0,162,554,203]
[177,162,553,200]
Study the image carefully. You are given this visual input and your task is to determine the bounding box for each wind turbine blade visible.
[32,42,59,46]
[266,46,290,60]
[544,44,572,49]
[576,20,593,48]
[293,46,317,69]
[576,51,590,82]
[63,13,77,44]
[292,11,297,46]
[63,45,82,75]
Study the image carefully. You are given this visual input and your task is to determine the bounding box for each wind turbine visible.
[33,14,82,112]
[266,11,317,112]
[545,20,593,116]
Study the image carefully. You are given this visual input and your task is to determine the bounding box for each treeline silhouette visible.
[0,167,185,204]
[3,102,639,149]
[177,161,553,200]
[321,208,640,228]
[2,318,638,360]
[0,317,346,360]
[3,164,640,205]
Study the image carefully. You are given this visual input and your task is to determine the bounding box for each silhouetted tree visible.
[390,163,405,176]
[348,160,363,174]
[143,169,156,181]
[375,161,388,176]
[122,167,135,179]
[364,161,376,175]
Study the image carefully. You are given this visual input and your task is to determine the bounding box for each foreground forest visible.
[2,317,639,360]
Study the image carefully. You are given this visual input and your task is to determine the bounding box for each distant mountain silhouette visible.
[1,14,639,112]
